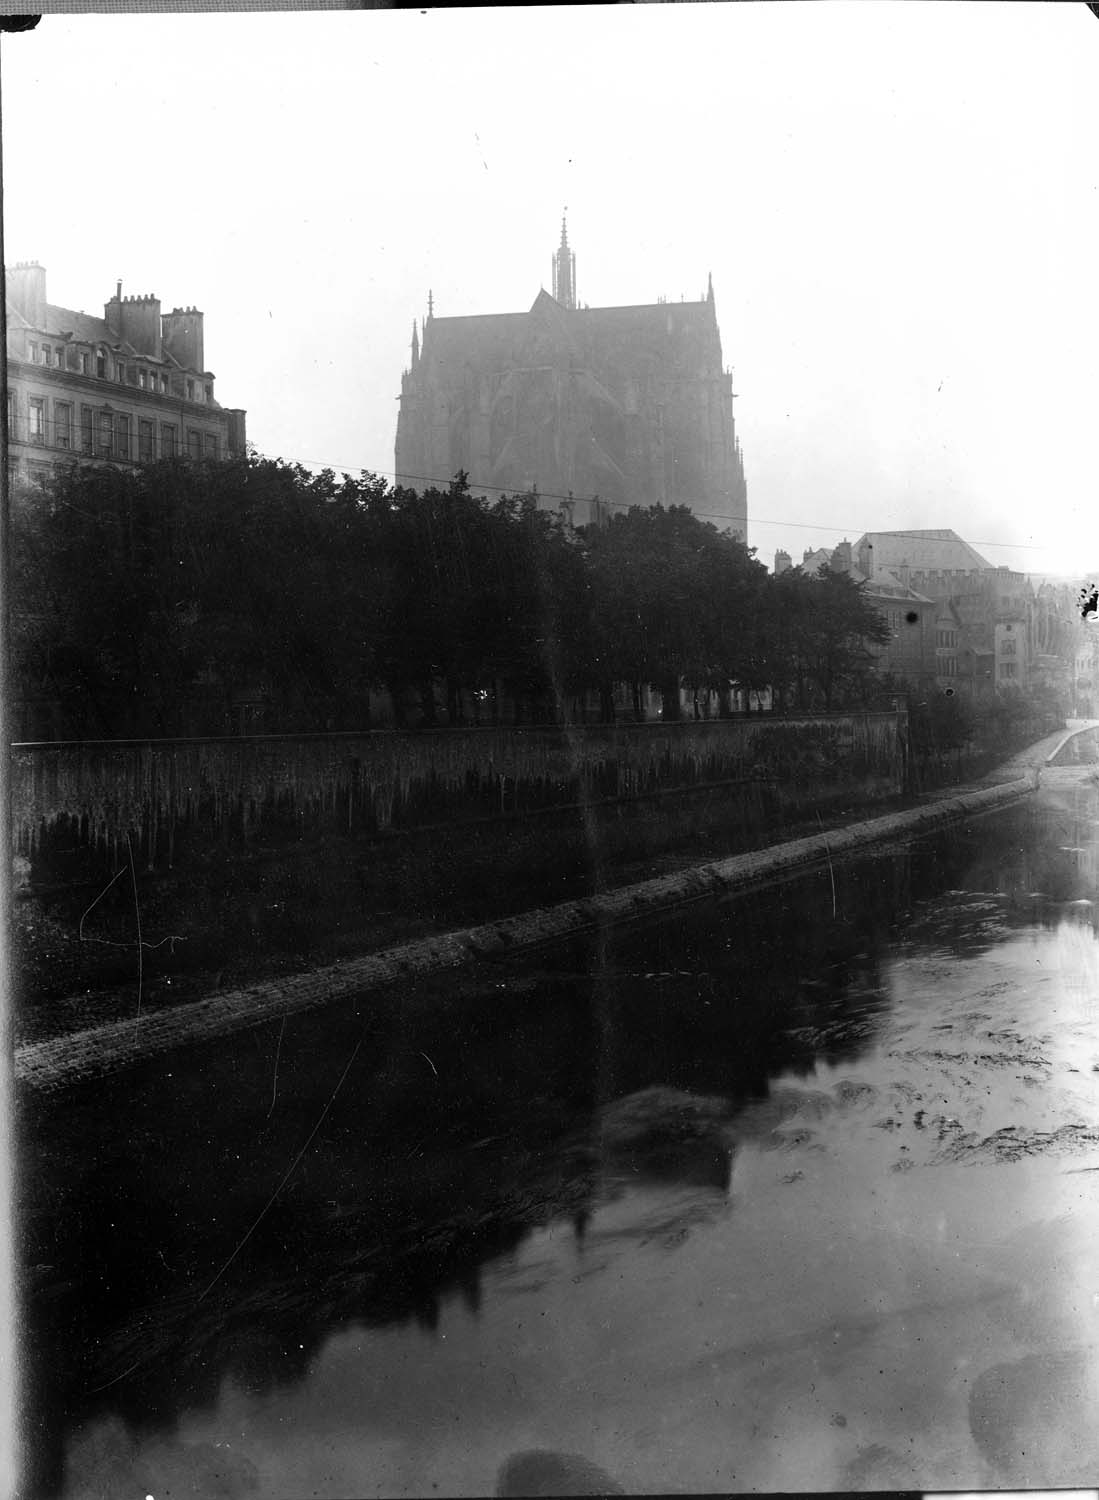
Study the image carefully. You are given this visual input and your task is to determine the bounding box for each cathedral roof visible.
[419,293,720,382]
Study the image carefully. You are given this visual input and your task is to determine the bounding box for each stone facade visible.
[5,262,246,490]
[395,224,747,538]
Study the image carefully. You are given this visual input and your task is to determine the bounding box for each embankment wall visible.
[13,712,906,881]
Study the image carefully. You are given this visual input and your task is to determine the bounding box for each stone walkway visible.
[979,721,1099,784]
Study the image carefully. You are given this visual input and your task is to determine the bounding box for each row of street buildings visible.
[776,530,1093,713]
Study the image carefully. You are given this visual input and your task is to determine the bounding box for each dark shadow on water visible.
[19,783,1098,1496]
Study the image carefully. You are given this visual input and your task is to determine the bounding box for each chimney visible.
[105,280,123,337]
[6,261,47,329]
[119,293,163,359]
[833,539,853,573]
[161,304,204,373]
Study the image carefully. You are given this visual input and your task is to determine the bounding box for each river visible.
[19,758,1099,1497]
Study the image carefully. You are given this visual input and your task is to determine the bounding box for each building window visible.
[203,432,218,460]
[117,362,126,384]
[138,419,154,462]
[28,341,38,363]
[80,352,89,375]
[139,369,147,389]
[28,398,46,445]
[56,347,65,367]
[186,379,195,402]
[117,414,131,460]
[999,662,1017,679]
[186,428,202,460]
[54,402,72,450]
[42,346,51,368]
[80,406,93,454]
[96,349,106,378]
[1000,638,1017,656]
[204,383,213,402]
[160,423,177,458]
[96,410,114,458]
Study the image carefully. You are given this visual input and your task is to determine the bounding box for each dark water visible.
[19,765,1099,1496]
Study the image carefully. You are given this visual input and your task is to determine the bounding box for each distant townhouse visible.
[849,529,1047,700]
[5,262,246,490]
[1073,622,1099,718]
[784,526,1077,705]
[777,536,940,691]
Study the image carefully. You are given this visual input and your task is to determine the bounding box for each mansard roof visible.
[856,528,992,575]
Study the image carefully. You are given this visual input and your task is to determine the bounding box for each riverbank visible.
[18,726,1085,1091]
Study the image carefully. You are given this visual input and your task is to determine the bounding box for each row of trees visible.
[13,457,894,738]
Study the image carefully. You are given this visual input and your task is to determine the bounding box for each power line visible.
[247,451,1059,556]
[9,413,1066,557]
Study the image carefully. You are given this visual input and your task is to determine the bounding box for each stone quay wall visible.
[13,712,906,880]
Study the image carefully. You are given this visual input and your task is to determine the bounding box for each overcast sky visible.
[3,2,1097,580]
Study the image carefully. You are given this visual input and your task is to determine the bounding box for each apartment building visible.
[5,262,246,488]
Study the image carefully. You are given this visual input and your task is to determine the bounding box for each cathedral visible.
[394,222,747,537]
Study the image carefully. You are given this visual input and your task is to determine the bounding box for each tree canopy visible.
[12,459,899,738]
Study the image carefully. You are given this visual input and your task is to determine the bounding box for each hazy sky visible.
[3,3,1097,578]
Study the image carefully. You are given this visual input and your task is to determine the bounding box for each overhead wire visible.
[7,408,1067,558]
[243,449,1066,557]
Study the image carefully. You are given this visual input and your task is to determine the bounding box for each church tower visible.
[551,216,576,310]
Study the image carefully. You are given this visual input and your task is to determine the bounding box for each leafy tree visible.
[579,505,764,721]
[761,566,890,711]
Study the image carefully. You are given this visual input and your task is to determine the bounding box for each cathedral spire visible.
[551,212,576,310]
[427,289,434,321]
[707,271,714,306]
[411,319,420,367]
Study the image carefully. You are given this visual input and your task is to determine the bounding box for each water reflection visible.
[22,772,1099,1496]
